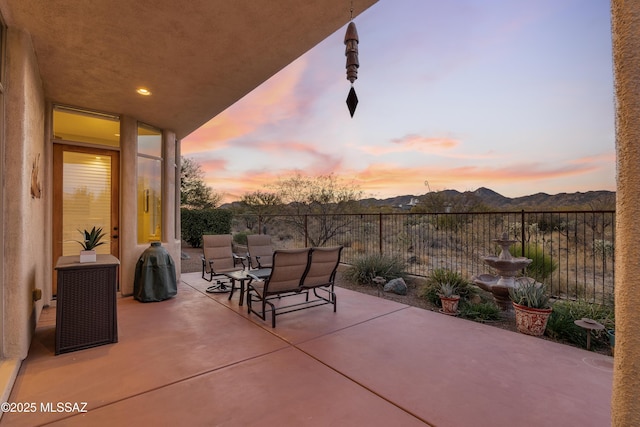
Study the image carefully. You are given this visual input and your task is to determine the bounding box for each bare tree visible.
[269,173,362,246]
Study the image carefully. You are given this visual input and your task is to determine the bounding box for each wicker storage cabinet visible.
[54,255,120,355]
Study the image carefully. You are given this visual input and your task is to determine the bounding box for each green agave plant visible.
[76,226,107,251]
[509,278,551,309]
[438,282,459,298]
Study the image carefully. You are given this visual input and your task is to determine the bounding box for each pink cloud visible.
[192,136,613,203]
[236,139,344,175]
[198,158,228,173]
[360,134,460,156]
[391,134,459,149]
[569,152,616,165]
[207,156,606,204]
[182,58,310,155]
[339,160,601,196]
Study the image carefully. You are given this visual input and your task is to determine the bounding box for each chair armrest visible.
[233,253,246,269]
[255,255,263,269]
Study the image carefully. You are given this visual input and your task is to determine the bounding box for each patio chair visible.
[246,234,274,269]
[246,248,311,327]
[201,234,246,293]
[300,246,343,310]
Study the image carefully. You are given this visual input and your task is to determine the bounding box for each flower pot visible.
[512,302,552,336]
[80,250,97,263]
[440,295,460,315]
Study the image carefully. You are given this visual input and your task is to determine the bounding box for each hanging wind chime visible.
[344,4,359,117]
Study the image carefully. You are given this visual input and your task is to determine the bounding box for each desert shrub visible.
[593,239,614,259]
[181,208,232,247]
[419,268,474,305]
[546,300,615,349]
[459,301,502,322]
[233,231,250,245]
[430,214,467,231]
[552,275,589,301]
[509,243,557,281]
[342,253,407,286]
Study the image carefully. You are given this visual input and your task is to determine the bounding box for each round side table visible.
[574,318,605,350]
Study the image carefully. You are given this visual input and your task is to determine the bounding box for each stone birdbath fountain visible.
[473,233,533,311]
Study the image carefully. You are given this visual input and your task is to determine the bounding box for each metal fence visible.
[237,210,615,306]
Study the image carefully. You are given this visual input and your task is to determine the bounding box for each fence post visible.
[521,210,526,256]
[379,213,383,254]
[304,215,308,248]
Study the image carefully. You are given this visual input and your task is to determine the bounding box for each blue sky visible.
[182,0,615,203]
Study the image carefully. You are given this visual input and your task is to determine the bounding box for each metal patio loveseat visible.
[246,246,343,327]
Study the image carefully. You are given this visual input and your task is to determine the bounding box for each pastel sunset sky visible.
[182,0,615,204]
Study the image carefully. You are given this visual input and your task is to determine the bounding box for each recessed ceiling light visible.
[137,88,152,96]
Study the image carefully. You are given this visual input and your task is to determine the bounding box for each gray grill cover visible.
[133,242,177,302]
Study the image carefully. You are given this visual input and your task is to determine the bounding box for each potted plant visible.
[509,278,552,336]
[606,329,615,356]
[76,226,107,263]
[438,282,461,315]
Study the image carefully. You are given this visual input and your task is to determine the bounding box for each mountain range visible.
[361,187,616,210]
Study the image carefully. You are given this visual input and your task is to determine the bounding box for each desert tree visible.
[180,156,222,209]
[584,193,616,237]
[412,191,490,232]
[269,173,363,246]
[234,190,283,231]
[412,191,490,214]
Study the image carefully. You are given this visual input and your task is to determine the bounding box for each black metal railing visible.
[237,210,615,306]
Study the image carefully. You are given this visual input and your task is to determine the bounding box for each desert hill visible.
[361,187,615,211]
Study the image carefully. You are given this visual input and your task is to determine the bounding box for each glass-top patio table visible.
[225,268,271,306]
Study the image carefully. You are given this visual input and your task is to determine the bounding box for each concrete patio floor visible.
[1,272,613,426]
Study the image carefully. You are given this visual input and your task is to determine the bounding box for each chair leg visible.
[265,299,276,328]
[202,261,213,282]
[206,276,231,293]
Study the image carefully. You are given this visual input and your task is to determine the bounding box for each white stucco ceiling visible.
[1,0,377,138]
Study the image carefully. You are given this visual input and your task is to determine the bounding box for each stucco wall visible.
[611,1,640,425]
[119,118,180,296]
[3,28,47,359]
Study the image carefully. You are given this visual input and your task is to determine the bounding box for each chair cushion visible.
[302,246,342,288]
[264,248,310,294]
[247,234,274,268]
[202,234,239,273]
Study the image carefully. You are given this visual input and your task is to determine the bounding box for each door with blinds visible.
[52,145,119,295]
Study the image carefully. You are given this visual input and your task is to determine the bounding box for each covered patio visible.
[2,272,612,426]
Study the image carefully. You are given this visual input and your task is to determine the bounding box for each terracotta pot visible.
[512,302,552,336]
[440,295,460,314]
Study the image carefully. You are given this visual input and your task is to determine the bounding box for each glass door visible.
[52,144,119,295]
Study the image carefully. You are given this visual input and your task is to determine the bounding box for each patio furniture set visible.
[201,234,343,327]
